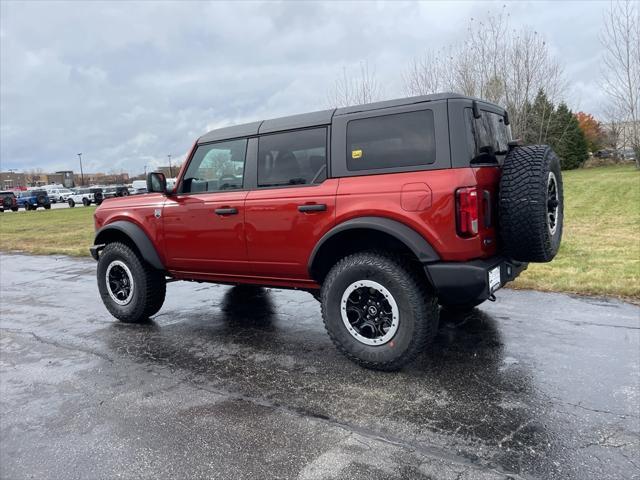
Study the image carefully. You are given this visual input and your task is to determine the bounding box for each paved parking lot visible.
[1,254,638,479]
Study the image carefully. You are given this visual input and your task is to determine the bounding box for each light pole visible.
[77,153,84,186]
[167,154,173,177]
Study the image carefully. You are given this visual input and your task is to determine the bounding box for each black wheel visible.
[11,207,18,212]
[97,242,166,323]
[24,204,30,211]
[499,145,564,262]
[44,204,51,210]
[321,251,438,371]
[68,199,75,208]
[82,198,90,206]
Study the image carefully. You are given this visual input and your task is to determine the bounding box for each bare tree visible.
[402,48,458,96]
[403,8,565,140]
[328,61,382,108]
[601,0,640,167]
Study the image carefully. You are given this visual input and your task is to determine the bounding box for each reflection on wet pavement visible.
[1,254,638,479]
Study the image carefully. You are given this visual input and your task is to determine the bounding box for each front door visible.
[162,138,250,275]
[244,127,337,280]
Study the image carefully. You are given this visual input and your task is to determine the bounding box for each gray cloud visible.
[1,0,608,174]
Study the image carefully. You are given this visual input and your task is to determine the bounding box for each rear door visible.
[245,127,338,280]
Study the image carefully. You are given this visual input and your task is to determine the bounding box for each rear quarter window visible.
[346,110,436,171]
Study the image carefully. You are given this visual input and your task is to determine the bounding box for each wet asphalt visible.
[0,254,638,480]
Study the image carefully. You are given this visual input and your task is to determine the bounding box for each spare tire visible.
[499,145,563,263]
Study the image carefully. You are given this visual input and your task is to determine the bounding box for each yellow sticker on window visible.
[351,149,362,159]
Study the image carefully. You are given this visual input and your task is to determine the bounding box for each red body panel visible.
[244,180,339,279]
[161,191,249,274]
[335,168,499,262]
[95,165,500,287]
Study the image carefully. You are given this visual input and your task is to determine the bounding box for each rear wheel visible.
[24,204,31,211]
[44,204,51,210]
[321,251,438,371]
[97,242,166,323]
[82,198,90,206]
[11,207,18,212]
[68,199,75,208]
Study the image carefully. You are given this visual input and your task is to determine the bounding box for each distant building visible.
[604,120,639,151]
[0,172,27,190]
[73,172,130,186]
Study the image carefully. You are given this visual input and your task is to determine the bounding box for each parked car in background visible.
[89,188,104,205]
[101,187,118,199]
[68,188,97,207]
[18,190,51,210]
[46,187,73,203]
[0,191,19,212]
[115,185,130,197]
[130,180,147,195]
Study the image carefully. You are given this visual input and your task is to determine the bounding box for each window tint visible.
[182,139,247,193]
[258,128,327,187]
[346,110,436,171]
[466,108,512,158]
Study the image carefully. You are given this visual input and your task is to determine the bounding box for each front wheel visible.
[321,251,438,371]
[44,204,51,210]
[68,199,75,208]
[97,242,166,323]
[82,198,90,206]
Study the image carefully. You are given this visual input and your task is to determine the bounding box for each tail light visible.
[456,187,479,237]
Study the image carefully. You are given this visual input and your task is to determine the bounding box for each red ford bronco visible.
[91,93,563,370]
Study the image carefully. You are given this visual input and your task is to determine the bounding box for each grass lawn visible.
[0,206,96,257]
[1,164,638,299]
[510,164,639,299]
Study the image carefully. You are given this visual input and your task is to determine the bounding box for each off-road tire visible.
[82,198,90,207]
[68,199,75,208]
[24,204,31,211]
[321,251,438,371]
[97,242,166,323]
[44,204,51,210]
[499,145,564,262]
[11,207,18,212]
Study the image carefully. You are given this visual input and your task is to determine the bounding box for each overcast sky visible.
[1,0,609,175]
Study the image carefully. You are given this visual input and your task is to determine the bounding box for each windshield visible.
[30,190,47,196]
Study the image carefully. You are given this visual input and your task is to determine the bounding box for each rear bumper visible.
[425,256,527,306]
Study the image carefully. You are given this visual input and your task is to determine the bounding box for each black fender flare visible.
[93,221,165,270]
[308,216,440,275]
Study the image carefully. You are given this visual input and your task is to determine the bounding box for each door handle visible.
[215,207,238,215]
[298,204,327,213]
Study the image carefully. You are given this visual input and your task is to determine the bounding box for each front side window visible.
[346,110,436,171]
[182,138,247,193]
[258,128,327,187]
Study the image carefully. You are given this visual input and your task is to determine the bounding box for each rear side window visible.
[258,128,327,187]
[346,110,436,171]
[466,108,511,158]
[182,138,247,193]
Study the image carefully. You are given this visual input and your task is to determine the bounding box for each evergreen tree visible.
[552,103,589,170]
[520,90,588,170]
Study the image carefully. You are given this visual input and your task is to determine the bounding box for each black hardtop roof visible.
[198,92,488,144]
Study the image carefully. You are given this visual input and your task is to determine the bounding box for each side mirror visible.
[147,172,167,194]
